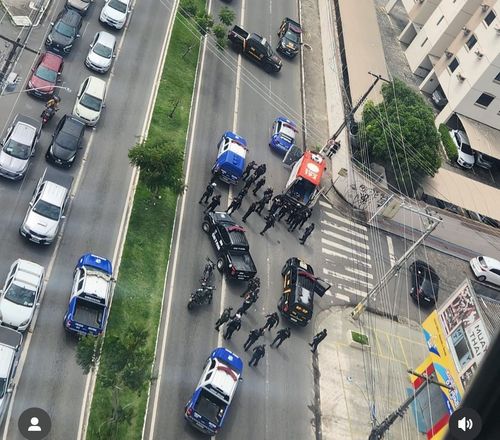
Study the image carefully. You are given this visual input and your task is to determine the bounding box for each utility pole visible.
[368,370,453,440]
[351,203,441,320]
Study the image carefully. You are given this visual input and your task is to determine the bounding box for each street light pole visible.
[1,85,72,97]
[368,370,453,440]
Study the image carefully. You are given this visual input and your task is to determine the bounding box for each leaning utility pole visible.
[368,370,453,440]
[351,203,441,320]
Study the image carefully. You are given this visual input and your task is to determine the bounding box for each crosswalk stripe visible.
[320,219,369,240]
[345,267,374,279]
[321,208,367,231]
[322,248,372,268]
[335,293,350,302]
[338,285,369,298]
[387,236,396,267]
[322,229,370,250]
[323,267,374,288]
[321,238,371,260]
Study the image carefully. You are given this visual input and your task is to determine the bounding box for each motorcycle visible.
[187,285,215,310]
[200,257,215,285]
[41,106,57,126]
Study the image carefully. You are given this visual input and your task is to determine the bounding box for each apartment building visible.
[388,0,500,160]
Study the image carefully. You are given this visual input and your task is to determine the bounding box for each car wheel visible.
[216,258,224,272]
[202,222,210,233]
[478,275,486,282]
[187,300,193,310]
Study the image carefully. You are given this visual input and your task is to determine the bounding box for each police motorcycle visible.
[187,284,215,310]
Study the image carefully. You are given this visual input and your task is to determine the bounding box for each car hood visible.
[87,50,111,69]
[0,150,27,174]
[102,5,126,21]
[459,151,475,164]
[68,0,90,10]
[282,37,299,51]
[29,74,54,92]
[0,298,33,327]
[24,210,58,238]
[51,141,77,160]
[50,31,73,47]
[73,101,100,121]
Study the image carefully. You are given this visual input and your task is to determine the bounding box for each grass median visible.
[86,1,205,438]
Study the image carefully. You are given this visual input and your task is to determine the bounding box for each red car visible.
[27,52,64,99]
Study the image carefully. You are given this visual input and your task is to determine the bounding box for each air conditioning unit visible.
[462,27,471,35]
[445,50,453,58]
[475,50,484,58]
[481,3,489,12]
[457,73,466,82]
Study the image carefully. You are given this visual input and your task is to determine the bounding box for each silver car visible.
[85,31,116,73]
[0,115,41,180]
[66,0,93,14]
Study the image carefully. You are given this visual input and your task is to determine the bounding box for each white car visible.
[85,31,116,73]
[0,259,45,332]
[99,0,132,30]
[73,76,107,126]
[470,256,500,286]
[450,129,475,169]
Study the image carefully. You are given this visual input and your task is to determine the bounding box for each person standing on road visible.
[237,187,249,200]
[224,313,242,340]
[226,196,243,215]
[242,160,256,181]
[286,204,301,224]
[215,307,233,331]
[240,277,260,298]
[248,344,266,367]
[277,202,290,221]
[299,223,315,244]
[309,329,327,353]
[247,288,259,304]
[268,195,283,217]
[261,312,279,331]
[288,210,304,232]
[242,201,258,223]
[255,194,271,216]
[252,177,266,196]
[243,174,256,191]
[259,214,276,236]
[210,169,221,184]
[297,208,312,230]
[199,182,216,204]
[243,328,264,351]
[252,163,267,180]
[204,194,221,214]
[263,187,274,199]
[271,327,291,348]
[235,298,253,316]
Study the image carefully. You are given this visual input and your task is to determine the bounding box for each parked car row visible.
[450,129,494,171]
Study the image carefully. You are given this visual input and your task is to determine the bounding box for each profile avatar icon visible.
[28,417,41,432]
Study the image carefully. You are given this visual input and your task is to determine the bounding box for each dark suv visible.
[409,260,440,306]
[45,115,85,167]
[46,8,82,55]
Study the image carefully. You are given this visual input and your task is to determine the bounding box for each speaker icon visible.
[458,416,474,432]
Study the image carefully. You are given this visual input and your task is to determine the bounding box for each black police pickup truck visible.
[278,257,330,326]
[202,212,257,281]
[228,25,282,73]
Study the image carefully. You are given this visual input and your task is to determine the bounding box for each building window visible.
[448,58,459,73]
[421,37,429,47]
[465,34,477,50]
[494,72,500,83]
[475,93,495,108]
[484,10,496,26]
[437,15,444,26]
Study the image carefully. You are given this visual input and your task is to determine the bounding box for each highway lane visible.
[143,0,317,439]
[0,0,178,438]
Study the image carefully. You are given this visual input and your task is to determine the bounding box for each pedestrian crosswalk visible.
[318,200,375,302]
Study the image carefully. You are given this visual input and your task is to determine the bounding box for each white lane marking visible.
[345,267,374,279]
[321,209,367,231]
[321,229,369,250]
[335,293,350,302]
[338,285,368,298]
[322,248,372,268]
[321,238,371,260]
[387,235,396,267]
[319,200,332,209]
[322,268,374,289]
[320,219,369,240]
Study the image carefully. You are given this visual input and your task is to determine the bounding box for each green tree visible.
[195,12,214,35]
[180,0,198,17]
[212,24,227,50]
[218,6,235,26]
[128,139,185,196]
[359,79,441,194]
[76,335,103,374]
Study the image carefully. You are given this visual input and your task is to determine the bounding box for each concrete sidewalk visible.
[0,0,51,26]
[314,307,428,439]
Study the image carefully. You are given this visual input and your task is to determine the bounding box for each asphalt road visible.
[0,0,177,438]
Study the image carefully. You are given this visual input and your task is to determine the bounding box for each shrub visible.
[439,124,458,162]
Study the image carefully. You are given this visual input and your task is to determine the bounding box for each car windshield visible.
[80,93,102,112]
[264,41,273,58]
[93,42,113,59]
[35,65,57,83]
[461,142,473,155]
[5,283,36,307]
[55,21,75,38]
[33,199,60,221]
[285,30,299,43]
[3,139,30,160]
[109,0,127,13]
[0,379,6,399]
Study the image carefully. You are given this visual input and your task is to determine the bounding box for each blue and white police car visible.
[212,131,248,184]
[269,117,297,154]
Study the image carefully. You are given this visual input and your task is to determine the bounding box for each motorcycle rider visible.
[45,95,60,111]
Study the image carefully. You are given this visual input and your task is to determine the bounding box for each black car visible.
[45,115,85,167]
[45,8,82,55]
[277,18,302,58]
[409,260,439,306]
[278,257,330,326]
[202,211,257,281]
